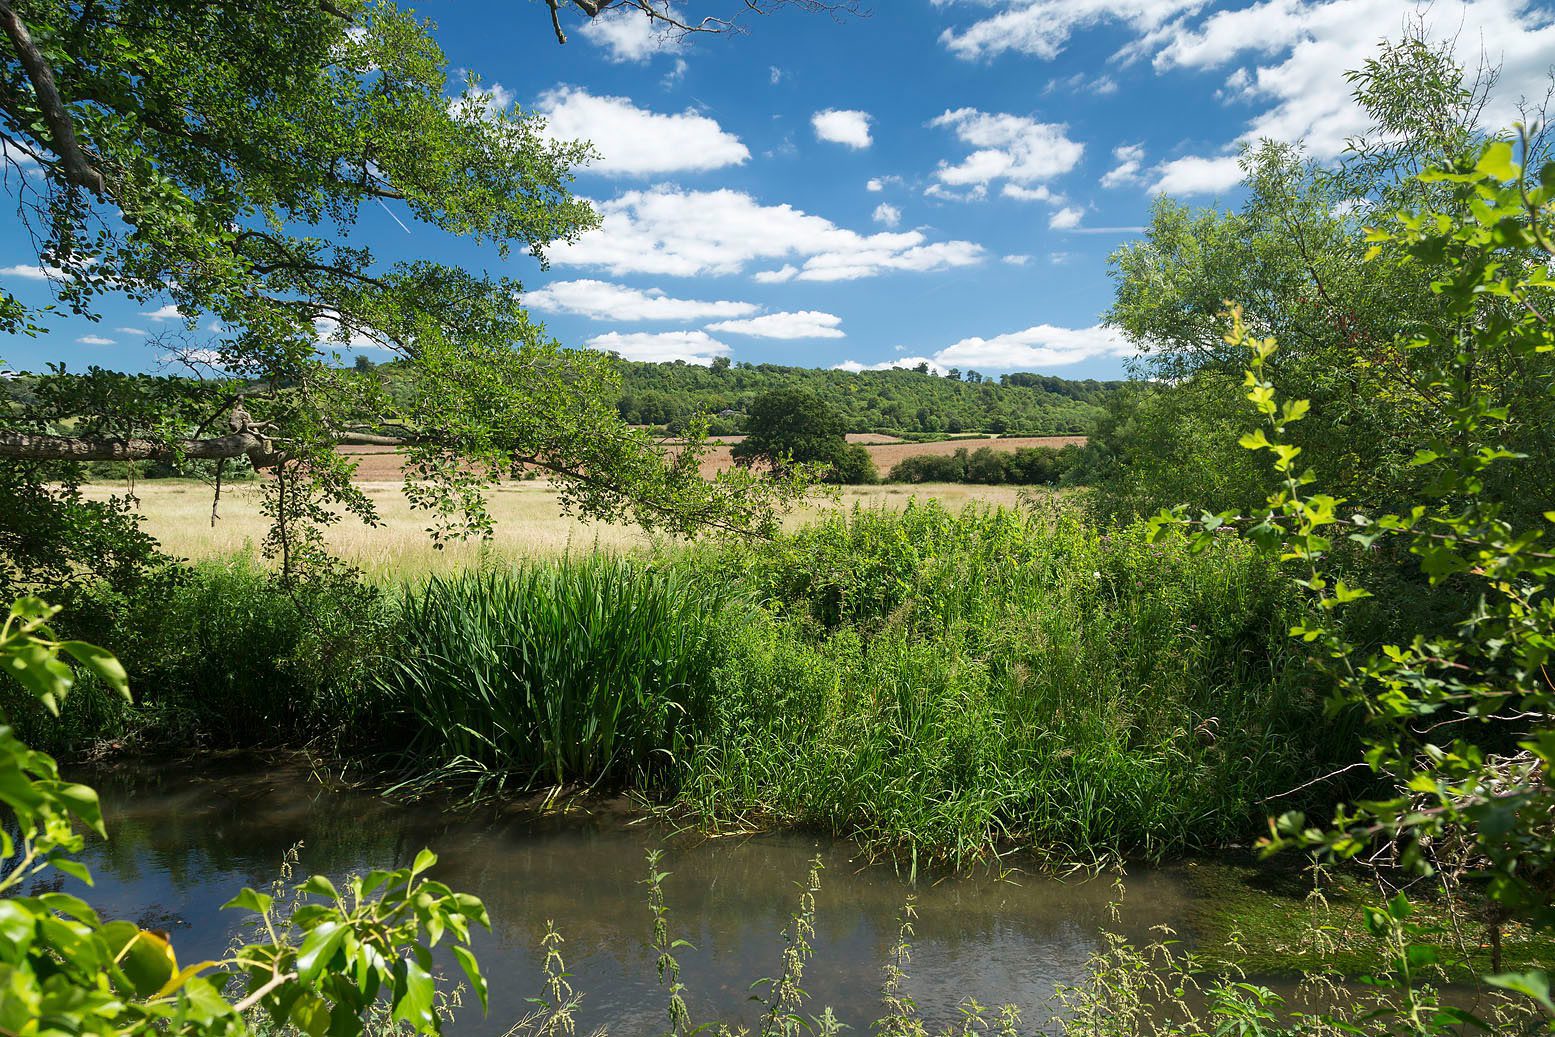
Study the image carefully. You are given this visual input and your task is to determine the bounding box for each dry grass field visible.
[80,478,1037,578]
[341,434,1086,481]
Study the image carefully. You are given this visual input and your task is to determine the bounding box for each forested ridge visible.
[608,359,1124,433]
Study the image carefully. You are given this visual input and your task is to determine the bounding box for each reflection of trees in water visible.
[79,758,1192,1035]
[83,758,428,886]
[1,808,22,876]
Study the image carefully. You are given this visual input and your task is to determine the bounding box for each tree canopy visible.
[0,0,810,590]
[731,388,846,468]
[1089,31,1555,526]
[608,360,1118,435]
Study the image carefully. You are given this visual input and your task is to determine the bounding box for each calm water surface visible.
[65,756,1204,1035]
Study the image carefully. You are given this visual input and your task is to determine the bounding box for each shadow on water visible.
[64,754,1198,1035]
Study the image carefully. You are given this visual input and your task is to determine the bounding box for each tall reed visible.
[380,558,738,789]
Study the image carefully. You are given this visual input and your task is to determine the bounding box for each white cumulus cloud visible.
[0,263,59,280]
[936,0,1555,198]
[1101,143,1147,188]
[577,7,680,62]
[812,109,873,148]
[932,322,1135,369]
[1149,154,1243,195]
[929,108,1083,199]
[537,87,748,176]
[707,311,845,339]
[585,329,730,365]
[526,279,757,322]
[549,186,985,282]
[314,316,390,351]
[145,304,185,321]
[76,335,114,345]
[833,356,950,375]
[1048,205,1085,229]
[873,203,902,227]
[1149,0,1555,158]
[936,0,1204,61]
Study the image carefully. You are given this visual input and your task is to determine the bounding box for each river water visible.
[67,755,1209,1035]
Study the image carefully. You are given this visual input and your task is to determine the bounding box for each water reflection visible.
[69,756,1193,1035]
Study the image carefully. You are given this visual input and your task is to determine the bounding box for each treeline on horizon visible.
[607,358,1124,435]
[2,357,1124,445]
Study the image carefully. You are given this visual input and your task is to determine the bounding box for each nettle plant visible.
[0,599,488,1035]
[1151,138,1554,1016]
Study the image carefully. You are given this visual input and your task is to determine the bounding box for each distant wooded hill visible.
[613,360,1128,435]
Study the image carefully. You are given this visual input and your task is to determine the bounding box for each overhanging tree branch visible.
[0,0,104,193]
[0,429,410,466]
[0,429,276,464]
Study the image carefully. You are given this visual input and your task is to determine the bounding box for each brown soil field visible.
[339,434,1086,482]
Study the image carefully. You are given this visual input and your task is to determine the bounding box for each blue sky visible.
[2,0,1553,379]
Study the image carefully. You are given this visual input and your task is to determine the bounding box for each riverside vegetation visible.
[3,6,1555,1034]
[18,501,1330,866]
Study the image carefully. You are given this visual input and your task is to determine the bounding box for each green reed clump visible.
[24,500,1367,865]
[380,557,739,789]
[675,501,1355,864]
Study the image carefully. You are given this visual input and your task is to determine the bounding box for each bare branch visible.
[550,0,860,41]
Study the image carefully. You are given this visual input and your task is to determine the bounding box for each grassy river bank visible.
[26,499,1337,863]
[15,496,1551,985]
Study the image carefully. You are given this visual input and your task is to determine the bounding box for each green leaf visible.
[8,598,58,625]
[296,920,348,984]
[0,642,74,713]
[452,943,487,1013]
[0,900,35,952]
[1475,141,1519,181]
[392,955,438,1034]
[57,782,105,837]
[222,887,274,915]
[59,642,130,701]
[411,848,438,876]
[37,891,99,924]
[109,927,179,999]
[1239,429,1271,451]
[1486,971,1554,1014]
[301,874,341,902]
[51,856,94,886]
[288,992,333,1037]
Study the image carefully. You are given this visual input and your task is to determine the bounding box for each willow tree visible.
[0,0,812,590]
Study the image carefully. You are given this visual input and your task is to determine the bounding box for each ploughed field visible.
[339,434,1087,481]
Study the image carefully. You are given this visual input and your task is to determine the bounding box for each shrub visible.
[888,448,968,483]
[675,501,1343,862]
[825,442,879,484]
[45,559,393,749]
